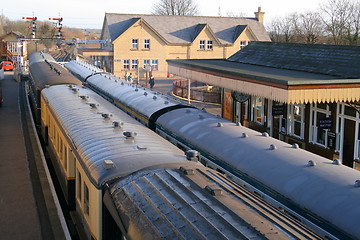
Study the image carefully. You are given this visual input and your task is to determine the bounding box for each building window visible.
[131,59,138,69]
[289,104,305,139]
[123,59,130,69]
[84,183,89,215]
[240,40,247,49]
[199,40,205,50]
[207,40,213,50]
[251,96,264,124]
[143,59,150,68]
[131,39,138,49]
[144,39,150,49]
[310,103,332,147]
[151,59,158,70]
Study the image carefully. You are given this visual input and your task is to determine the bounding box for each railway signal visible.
[22,17,37,38]
[49,17,63,39]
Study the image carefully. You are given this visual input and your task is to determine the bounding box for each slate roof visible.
[228,41,360,79]
[104,13,271,45]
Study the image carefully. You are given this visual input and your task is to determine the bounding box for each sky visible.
[2,0,328,29]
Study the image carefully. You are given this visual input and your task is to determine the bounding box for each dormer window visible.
[199,40,205,50]
[240,40,247,49]
[207,40,213,50]
[132,39,138,49]
[144,39,150,49]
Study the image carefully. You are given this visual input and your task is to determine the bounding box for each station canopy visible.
[167,42,360,104]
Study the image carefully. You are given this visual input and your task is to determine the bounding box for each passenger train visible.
[65,59,360,240]
[27,52,324,239]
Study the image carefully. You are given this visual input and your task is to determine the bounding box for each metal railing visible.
[172,79,221,104]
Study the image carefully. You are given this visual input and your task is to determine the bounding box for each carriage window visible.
[77,171,82,201]
[84,183,89,215]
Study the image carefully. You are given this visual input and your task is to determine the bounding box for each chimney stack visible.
[254,7,265,22]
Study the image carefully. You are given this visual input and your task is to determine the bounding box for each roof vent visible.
[236,122,242,126]
[205,185,222,196]
[123,131,137,138]
[186,109,191,113]
[89,103,98,109]
[202,108,207,112]
[153,96,157,100]
[332,159,341,165]
[262,132,269,137]
[115,79,118,82]
[307,160,316,167]
[68,84,73,89]
[103,160,116,169]
[217,122,223,127]
[164,100,169,105]
[185,150,199,162]
[102,113,112,119]
[121,82,124,85]
[242,133,249,138]
[137,145,147,150]
[144,92,148,96]
[72,88,79,93]
[199,114,204,119]
[269,144,277,150]
[113,121,123,128]
[79,95,89,100]
[355,180,360,188]
[135,88,139,92]
[216,115,221,118]
[292,143,299,149]
[179,166,195,175]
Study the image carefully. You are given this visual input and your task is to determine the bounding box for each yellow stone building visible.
[97,8,270,79]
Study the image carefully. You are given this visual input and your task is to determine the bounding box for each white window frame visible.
[131,59,138,69]
[240,40,247,49]
[309,103,332,147]
[144,39,150,49]
[199,40,205,50]
[251,96,264,125]
[207,40,213,50]
[131,39,138,49]
[123,59,130,69]
[151,59,158,70]
[288,104,305,139]
[143,59,150,68]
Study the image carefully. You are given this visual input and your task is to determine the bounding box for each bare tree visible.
[299,11,324,44]
[320,0,353,44]
[152,0,199,16]
[267,14,298,42]
[344,0,360,45]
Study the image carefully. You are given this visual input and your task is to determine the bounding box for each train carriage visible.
[155,107,360,239]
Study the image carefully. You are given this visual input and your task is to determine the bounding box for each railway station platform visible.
[0,72,69,240]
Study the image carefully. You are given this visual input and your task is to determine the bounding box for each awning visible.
[168,63,360,104]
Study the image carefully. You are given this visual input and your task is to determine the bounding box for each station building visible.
[0,31,25,63]
[167,42,360,170]
[91,8,270,79]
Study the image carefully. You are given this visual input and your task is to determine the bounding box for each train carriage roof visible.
[41,85,186,188]
[156,107,360,239]
[29,62,81,90]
